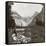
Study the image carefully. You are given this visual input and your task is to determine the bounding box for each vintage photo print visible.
[6,1,45,44]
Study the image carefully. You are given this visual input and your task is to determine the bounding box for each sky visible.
[11,3,43,17]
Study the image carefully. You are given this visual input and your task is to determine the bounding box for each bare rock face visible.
[36,8,45,26]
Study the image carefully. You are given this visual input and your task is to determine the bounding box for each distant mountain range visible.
[12,11,38,26]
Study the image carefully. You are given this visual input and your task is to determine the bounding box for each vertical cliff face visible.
[36,7,45,26]
[8,15,16,28]
[29,7,45,43]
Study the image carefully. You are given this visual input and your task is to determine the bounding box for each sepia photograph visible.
[6,1,45,44]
